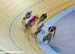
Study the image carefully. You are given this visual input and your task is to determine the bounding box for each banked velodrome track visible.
[0,0,75,54]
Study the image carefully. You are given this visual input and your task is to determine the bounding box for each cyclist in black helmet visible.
[25,11,32,19]
[43,26,56,44]
[22,11,32,25]
[37,13,47,25]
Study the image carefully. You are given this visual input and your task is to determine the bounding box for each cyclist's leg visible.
[48,34,52,44]
[43,35,48,42]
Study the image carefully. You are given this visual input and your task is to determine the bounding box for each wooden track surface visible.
[0,0,75,54]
